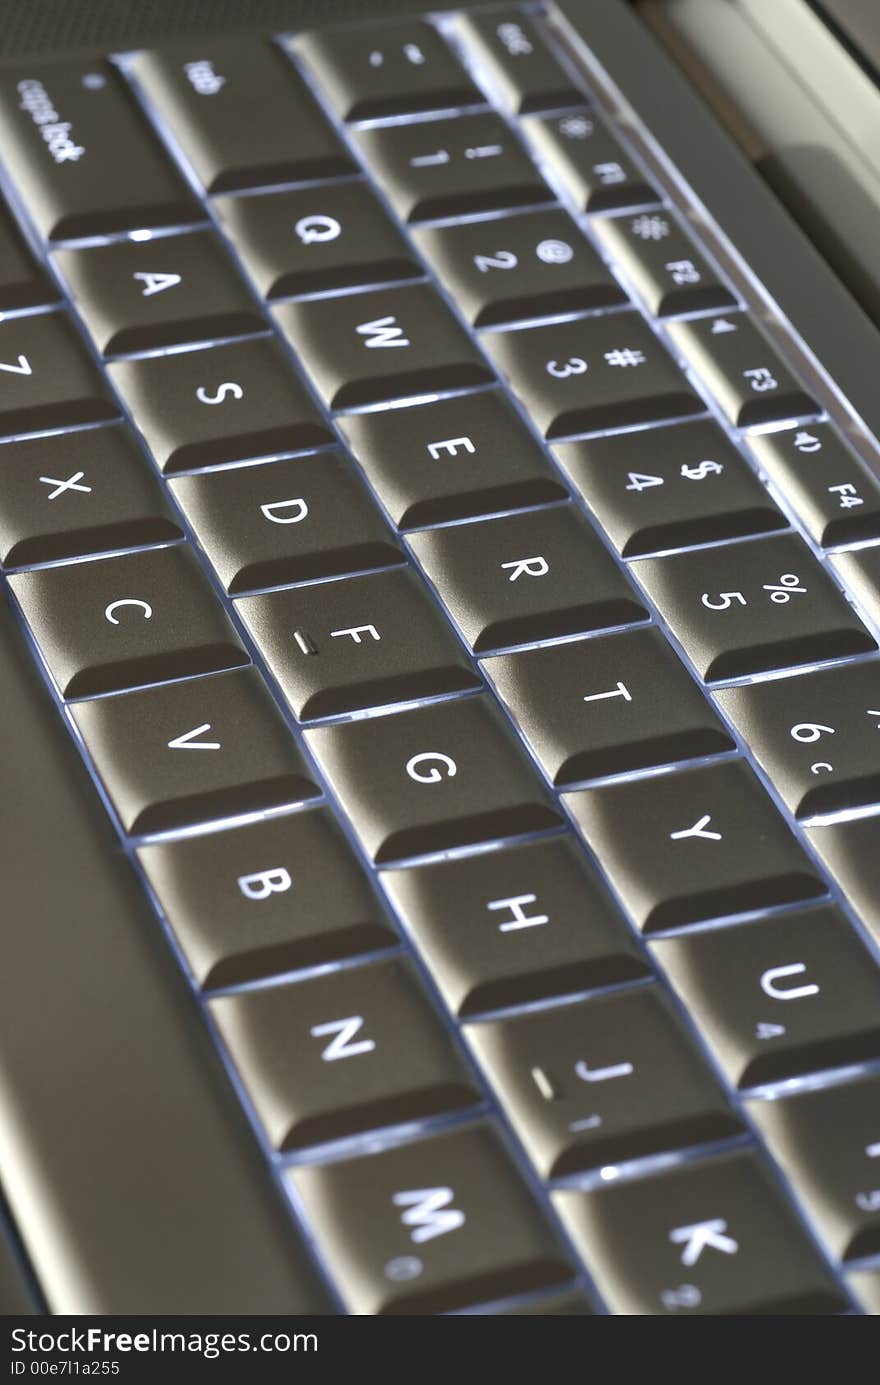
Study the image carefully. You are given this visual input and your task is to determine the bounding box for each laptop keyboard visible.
[0,4,880,1316]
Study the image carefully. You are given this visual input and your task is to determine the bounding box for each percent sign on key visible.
[763,573,807,604]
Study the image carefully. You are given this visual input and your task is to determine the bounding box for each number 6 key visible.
[632,534,876,681]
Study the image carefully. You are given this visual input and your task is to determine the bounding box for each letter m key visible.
[356,316,410,349]
[392,1188,465,1243]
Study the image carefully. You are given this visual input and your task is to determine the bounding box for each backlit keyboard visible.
[1,4,880,1316]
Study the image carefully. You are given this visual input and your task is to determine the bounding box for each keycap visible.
[716,661,880,818]
[413,209,625,327]
[307,695,563,863]
[353,113,551,223]
[54,231,264,355]
[215,181,419,300]
[109,336,332,473]
[485,1289,594,1315]
[749,1074,880,1262]
[484,626,733,786]
[238,566,479,720]
[555,420,783,557]
[806,816,880,948]
[0,311,119,438]
[0,592,330,1311]
[655,905,880,1088]
[566,759,823,933]
[483,311,702,440]
[11,544,246,698]
[0,1214,37,1314]
[409,506,647,653]
[296,20,481,121]
[0,195,57,311]
[468,986,738,1178]
[130,39,355,193]
[554,1149,845,1315]
[290,1122,572,1313]
[275,284,493,411]
[666,314,818,428]
[138,808,396,989]
[0,425,182,566]
[210,957,479,1150]
[381,835,649,1017]
[170,452,402,594]
[749,424,880,548]
[457,11,579,114]
[831,547,880,633]
[592,210,736,317]
[0,60,198,240]
[849,1270,880,1315]
[338,389,567,528]
[523,109,659,213]
[633,534,875,681]
[72,666,319,835]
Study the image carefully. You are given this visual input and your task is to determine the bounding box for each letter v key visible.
[167,722,221,751]
[0,355,31,375]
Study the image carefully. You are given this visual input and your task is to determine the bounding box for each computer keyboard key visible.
[381,834,649,1017]
[467,986,738,1179]
[523,109,658,213]
[210,957,480,1151]
[353,114,551,223]
[0,196,57,311]
[554,1149,845,1315]
[831,547,880,634]
[138,808,396,989]
[72,666,319,835]
[0,60,198,240]
[457,11,579,114]
[749,424,880,548]
[0,312,120,437]
[290,1122,572,1314]
[483,312,701,439]
[239,566,479,720]
[170,452,402,594]
[633,534,876,681]
[110,337,332,473]
[0,425,182,566]
[749,1073,880,1262]
[655,905,880,1088]
[276,284,493,411]
[849,1271,880,1315]
[716,661,880,817]
[592,211,736,317]
[215,182,419,300]
[484,626,733,786]
[413,209,625,327]
[339,390,567,529]
[12,544,247,698]
[806,816,880,949]
[130,39,355,193]
[410,506,646,653]
[666,314,818,428]
[54,231,264,355]
[307,695,563,863]
[0,1215,37,1315]
[296,21,481,121]
[566,759,823,933]
[555,419,784,556]
[0,590,330,1312]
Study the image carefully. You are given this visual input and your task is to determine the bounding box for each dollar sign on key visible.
[680,459,724,480]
